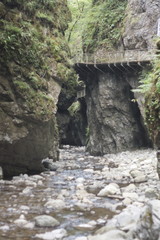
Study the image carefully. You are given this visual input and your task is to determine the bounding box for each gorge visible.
[0,0,160,239]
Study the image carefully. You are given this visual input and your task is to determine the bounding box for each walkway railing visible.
[74,49,156,65]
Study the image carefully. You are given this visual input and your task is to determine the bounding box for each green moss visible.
[13,78,55,121]
[0,0,77,122]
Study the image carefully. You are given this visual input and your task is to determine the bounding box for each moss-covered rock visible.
[0,0,75,177]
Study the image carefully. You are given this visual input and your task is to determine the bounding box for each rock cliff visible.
[83,69,149,155]
[122,0,160,50]
[0,0,72,177]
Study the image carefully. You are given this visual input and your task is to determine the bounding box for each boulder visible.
[34,215,60,228]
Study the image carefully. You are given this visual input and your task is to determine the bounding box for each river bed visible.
[0,146,159,240]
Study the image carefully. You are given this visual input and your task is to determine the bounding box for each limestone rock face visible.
[86,71,149,155]
[0,0,71,177]
[0,72,60,177]
[122,0,160,49]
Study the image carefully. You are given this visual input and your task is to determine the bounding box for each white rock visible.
[37,180,44,186]
[98,183,121,197]
[78,158,85,161]
[75,223,96,231]
[35,228,67,240]
[122,192,139,201]
[75,237,87,240]
[44,199,66,210]
[31,175,44,181]
[130,169,144,178]
[14,215,28,227]
[0,225,9,231]
[21,187,32,195]
[76,177,85,183]
[97,219,106,225]
[123,198,132,206]
[84,169,94,173]
[145,188,158,199]
[116,207,141,231]
[134,175,147,183]
[34,215,60,227]
[122,184,136,193]
[24,180,37,187]
[23,222,35,229]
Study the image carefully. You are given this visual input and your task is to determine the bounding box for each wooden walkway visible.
[74,49,155,66]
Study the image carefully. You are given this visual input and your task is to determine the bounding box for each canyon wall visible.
[0,0,73,177]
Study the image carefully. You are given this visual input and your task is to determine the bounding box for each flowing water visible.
[0,146,158,240]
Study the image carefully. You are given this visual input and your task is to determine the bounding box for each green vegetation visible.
[82,0,127,53]
[136,39,160,145]
[66,0,92,55]
[66,0,127,55]
[68,100,81,116]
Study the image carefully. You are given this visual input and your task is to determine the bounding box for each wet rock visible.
[42,158,58,171]
[34,215,60,228]
[35,228,67,240]
[98,183,121,197]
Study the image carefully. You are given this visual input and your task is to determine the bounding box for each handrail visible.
[74,49,156,65]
